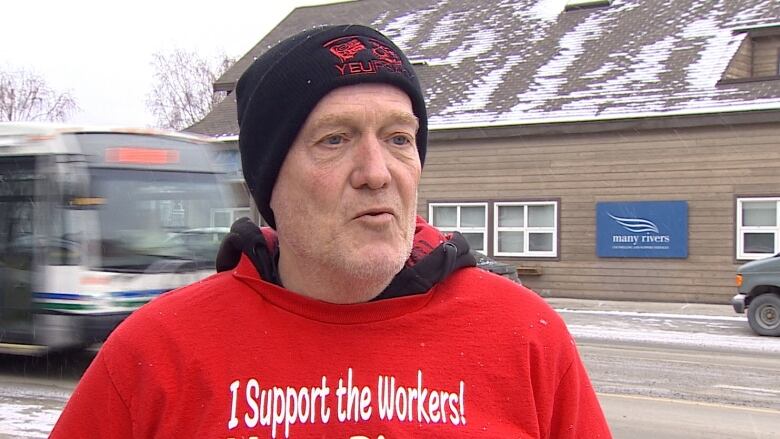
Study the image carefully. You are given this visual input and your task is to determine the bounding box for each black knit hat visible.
[236,24,428,229]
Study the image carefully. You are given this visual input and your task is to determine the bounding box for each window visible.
[752,35,780,77]
[429,203,488,253]
[494,202,558,257]
[428,200,559,258]
[211,208,251,228]
[737,198,780,260]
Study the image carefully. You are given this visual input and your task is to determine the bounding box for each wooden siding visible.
[724,36,753,79]
[418,122,780,304]
[752,35,780,77]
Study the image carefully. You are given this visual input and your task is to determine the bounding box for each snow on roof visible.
[192,0,780,138]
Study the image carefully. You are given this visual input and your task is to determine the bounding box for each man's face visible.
[270,83,421,298]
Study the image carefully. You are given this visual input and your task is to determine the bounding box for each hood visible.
[738,253,780,274]
[215,216,476,300]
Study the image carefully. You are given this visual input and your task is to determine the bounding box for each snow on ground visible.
[556,308,780,354]
[569,324,780,354]
[556,308,747,322]
[0,403,61,438]
[0,384,68,438]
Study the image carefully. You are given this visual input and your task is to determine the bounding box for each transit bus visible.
[0,124,240,355]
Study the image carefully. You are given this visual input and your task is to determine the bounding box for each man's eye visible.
[390,135,411,146]
[322,135,344,146]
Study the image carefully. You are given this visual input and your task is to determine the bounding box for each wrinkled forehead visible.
[303,83,417,129]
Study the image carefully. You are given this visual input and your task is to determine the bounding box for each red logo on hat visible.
[328,38,366,63]
[370,40,403,66]
[323,36,406,76]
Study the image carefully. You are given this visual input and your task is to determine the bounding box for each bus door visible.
[0,155,39,343]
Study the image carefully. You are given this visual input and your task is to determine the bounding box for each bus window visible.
[38,166,88,267]
[88,168,229,272]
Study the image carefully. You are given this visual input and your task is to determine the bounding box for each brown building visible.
[188,0,780,304]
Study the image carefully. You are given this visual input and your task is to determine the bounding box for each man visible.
[52,25,611,438]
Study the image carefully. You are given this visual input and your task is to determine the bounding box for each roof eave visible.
[429,106,780,141]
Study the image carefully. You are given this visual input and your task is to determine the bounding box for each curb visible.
[543,297,737,318]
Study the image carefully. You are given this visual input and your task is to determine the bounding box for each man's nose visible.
[350,135,392,190]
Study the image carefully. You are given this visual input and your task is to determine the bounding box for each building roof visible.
[187,0,780,137]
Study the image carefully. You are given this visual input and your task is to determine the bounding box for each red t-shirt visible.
[52,256,611,438]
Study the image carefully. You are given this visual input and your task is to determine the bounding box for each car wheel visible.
[747,293,780,336]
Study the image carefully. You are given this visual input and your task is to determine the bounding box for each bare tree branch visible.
[0,67,78,122]
[145,49,234,131]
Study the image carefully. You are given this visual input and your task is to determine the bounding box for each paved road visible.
[549,298,780,438]
[600,392,780,439]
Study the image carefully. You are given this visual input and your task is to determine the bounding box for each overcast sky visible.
[0,0,349,127]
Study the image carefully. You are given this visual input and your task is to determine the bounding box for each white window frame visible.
[736,197,780,260]
[428,202,488,254]
[494,201,558,258]
[211,207,251,228]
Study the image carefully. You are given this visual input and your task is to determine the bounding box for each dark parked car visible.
[474,252,521,284]
[732,253,780,336]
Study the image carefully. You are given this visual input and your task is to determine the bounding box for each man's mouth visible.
[354,208,395,220]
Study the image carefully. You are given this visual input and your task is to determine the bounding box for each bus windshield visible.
[89,168,230,272]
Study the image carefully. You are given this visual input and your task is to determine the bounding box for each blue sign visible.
[596,201,688,258]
